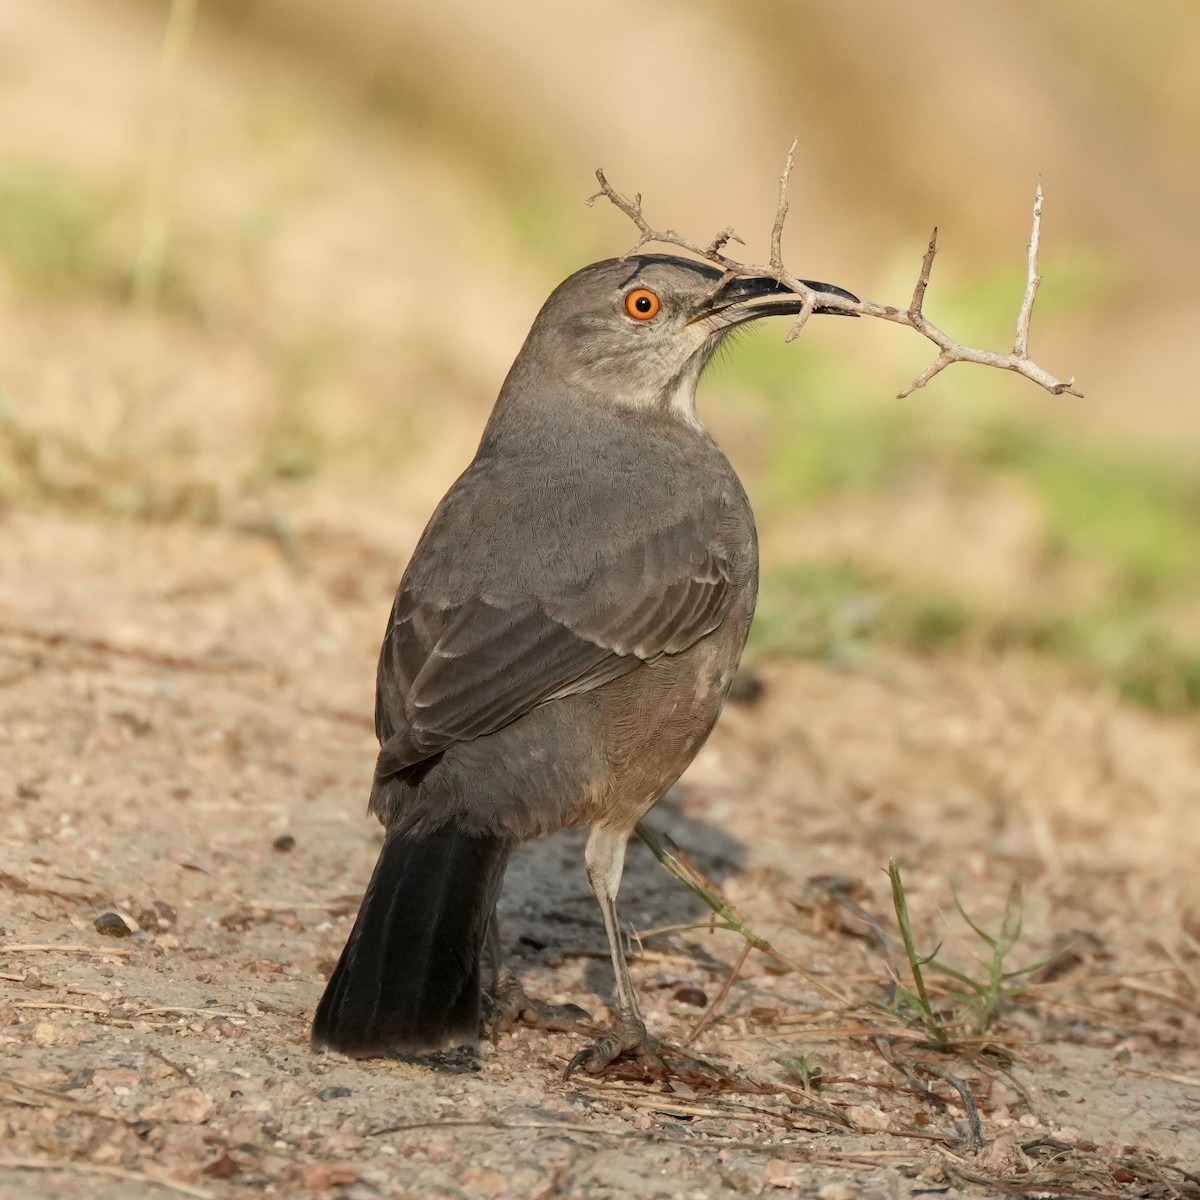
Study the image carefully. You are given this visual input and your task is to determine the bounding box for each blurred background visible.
[2,0,1199,712]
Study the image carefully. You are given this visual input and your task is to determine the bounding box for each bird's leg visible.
[564,824,659,1077]
[483,908,592,1039]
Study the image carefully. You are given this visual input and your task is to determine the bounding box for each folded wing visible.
[374,512,734,771]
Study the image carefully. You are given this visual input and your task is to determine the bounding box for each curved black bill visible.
[699,274,859,327]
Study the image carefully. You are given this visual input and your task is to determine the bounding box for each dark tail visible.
[312,823,510,1056]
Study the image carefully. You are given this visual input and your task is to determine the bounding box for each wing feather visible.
[375,507,738,773]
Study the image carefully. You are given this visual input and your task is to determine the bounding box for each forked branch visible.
[588,143,1081,399]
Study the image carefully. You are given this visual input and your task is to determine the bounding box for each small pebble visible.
[201,1153,238,1179]
[719,1154,764,1196]
[273,834,296,852]
[317,1086,353,1101]
[817,1183,860,1200]
[94,911,134,938]
[140,1086,214,1125]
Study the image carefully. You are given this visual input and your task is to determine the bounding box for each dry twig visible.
[634,824,851,1005]
[686,939,752,1046]
[878,1043,985,1151]
[0,622,252,674]
[589,142,1081,400]
[366,1115,912,1171]
[570,1074,846,1132]
[0,1156,213,1200]
[4,943,135,956]
[9,1001,110,1015]
[0,870,100,906]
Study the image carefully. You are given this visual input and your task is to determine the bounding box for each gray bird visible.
[311,253,855,1074]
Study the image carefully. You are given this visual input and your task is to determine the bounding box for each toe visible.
[561,1017,654,1079]
[486,977,594,1040]
[521,1000,593,1033]
[563,1034,621,1080]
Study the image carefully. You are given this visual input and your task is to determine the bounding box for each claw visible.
[561,1019,744,1087]
[485,972,594,1042]
[562,1016,658,1080]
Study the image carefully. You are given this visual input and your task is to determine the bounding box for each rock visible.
[975,1130,1031,1175]
[201,1153,239,1179]
[845,1103,892,1132]
[817,1183,860,1200]
[94,911,135,938]
[763,1158,803,1189]
[32,1021,59,1046]
[460,1165,508,1193]
[139,1086,214,1124]
[301,1163,359,1189]
[718,1154,764,1195]
[88,1142,123,1166]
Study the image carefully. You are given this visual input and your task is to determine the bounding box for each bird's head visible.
[508,253,857,426]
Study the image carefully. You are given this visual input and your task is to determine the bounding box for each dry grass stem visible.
[1120,1066,1200,1088]
[0,1156,214,1200]
[634,824,852,1005]
[576,1075,851,1134]
[766,1023,938,1043]
[895,1053,984,1150]
[367,1115,915,1171]
[686,939,752,1045]
[132,0,198,315]
[136,1006,244,1018]
[568,1085,745,1121]
[4,944,135,956]
[0,870,99,905]
[1114,977,1200,1015]
[0,622,253,674]
[9,1001,110,1015]
[147,1046,195,1079]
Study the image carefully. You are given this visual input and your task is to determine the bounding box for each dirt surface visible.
[2,5,1200,1195]
[2,507,1198,1200]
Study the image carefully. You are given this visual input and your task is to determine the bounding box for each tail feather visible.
[312,823,510,1056]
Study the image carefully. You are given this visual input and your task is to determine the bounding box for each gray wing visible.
[374,516,734,770]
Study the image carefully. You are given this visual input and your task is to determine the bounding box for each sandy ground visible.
[2,3,1200,1197]
[1,506,1198,1200]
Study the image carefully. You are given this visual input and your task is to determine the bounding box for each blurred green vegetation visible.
[716,275,1200,713]
[752,559,1200,713]
[0,164,127,297]
[928,253,1118,347]
[0,158,202,310]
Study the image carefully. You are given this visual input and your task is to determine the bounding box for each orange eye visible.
[624,288,661,320]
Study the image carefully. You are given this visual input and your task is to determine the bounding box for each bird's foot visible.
[562,1015,662,1080]
[563,1018,739,1086]
[485,972,593,1041]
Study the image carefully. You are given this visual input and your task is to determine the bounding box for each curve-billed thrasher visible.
[311,254,855,1073]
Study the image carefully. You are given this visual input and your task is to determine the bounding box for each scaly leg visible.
[564,824,659,1077]
[484,909,591,1038]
